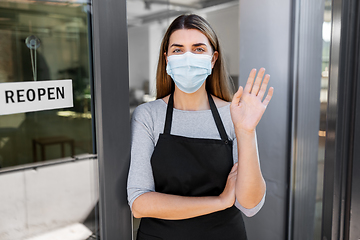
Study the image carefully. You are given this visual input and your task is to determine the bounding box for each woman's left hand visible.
[230,68,274,133]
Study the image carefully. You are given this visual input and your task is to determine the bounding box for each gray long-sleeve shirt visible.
[127,98,265,217]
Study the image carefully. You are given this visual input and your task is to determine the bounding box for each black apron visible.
[137,92,247,240]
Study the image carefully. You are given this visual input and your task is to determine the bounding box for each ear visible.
[211,51,219,68]
[164,52,168,64]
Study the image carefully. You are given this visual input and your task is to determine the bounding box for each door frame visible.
[322,0,360,239]
[92,0,132,239]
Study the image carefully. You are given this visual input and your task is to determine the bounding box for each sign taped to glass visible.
[0,80,73,115]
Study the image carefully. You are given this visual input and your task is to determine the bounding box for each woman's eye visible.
[195,48,205,52]
[173,49,181,53]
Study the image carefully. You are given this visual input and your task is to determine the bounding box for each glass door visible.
[0,1,99,239]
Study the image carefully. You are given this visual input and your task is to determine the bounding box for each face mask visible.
[166,52,213,94]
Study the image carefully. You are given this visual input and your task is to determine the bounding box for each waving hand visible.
[230,68,274,133]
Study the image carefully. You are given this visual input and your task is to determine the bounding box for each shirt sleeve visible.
[127,104,156,209]
[232,137,266,217]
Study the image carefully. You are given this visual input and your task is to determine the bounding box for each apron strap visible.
[207,92,229,142]
[164,93,174,134]
[163,92,229,142]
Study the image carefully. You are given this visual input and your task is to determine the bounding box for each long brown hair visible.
[156,14,234,102]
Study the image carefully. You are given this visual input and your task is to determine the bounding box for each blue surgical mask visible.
[166,52,212,93]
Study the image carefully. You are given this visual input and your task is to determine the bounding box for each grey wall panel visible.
[238,1,292,239]
[92,0,132,239]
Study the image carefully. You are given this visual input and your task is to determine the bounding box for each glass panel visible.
[127,0,240,238]
[0,2,92,167]
[0,1,99,239]
[313,0,332,239]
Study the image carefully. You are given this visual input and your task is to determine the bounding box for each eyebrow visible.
[169,43,208,48]
[193,43,207,47]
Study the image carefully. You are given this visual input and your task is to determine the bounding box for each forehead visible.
[168,29,210,46]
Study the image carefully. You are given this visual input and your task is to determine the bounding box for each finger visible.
[251,68,266,95]
[229,166,238,177]
[229,168,238,175]
[231,86,243,106]
[230,162,238,173]
[257,74,270,100]
[262,87,274,106]
[228,171,238,180]
[244,69,257,93]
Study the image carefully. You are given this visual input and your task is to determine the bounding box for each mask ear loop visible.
[164,52,175,93]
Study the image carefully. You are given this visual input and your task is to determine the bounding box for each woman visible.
[127,14,273,240]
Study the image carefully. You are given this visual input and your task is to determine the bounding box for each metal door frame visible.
[322,0,360,239]
[92,0,132,239]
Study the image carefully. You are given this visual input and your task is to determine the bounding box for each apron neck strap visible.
[163,92,229,142]
[164,93,174,134]
[207,92,229,141]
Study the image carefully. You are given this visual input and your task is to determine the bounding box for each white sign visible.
[0,80,73,115]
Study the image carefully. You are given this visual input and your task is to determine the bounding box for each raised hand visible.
[230,68,274,133]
